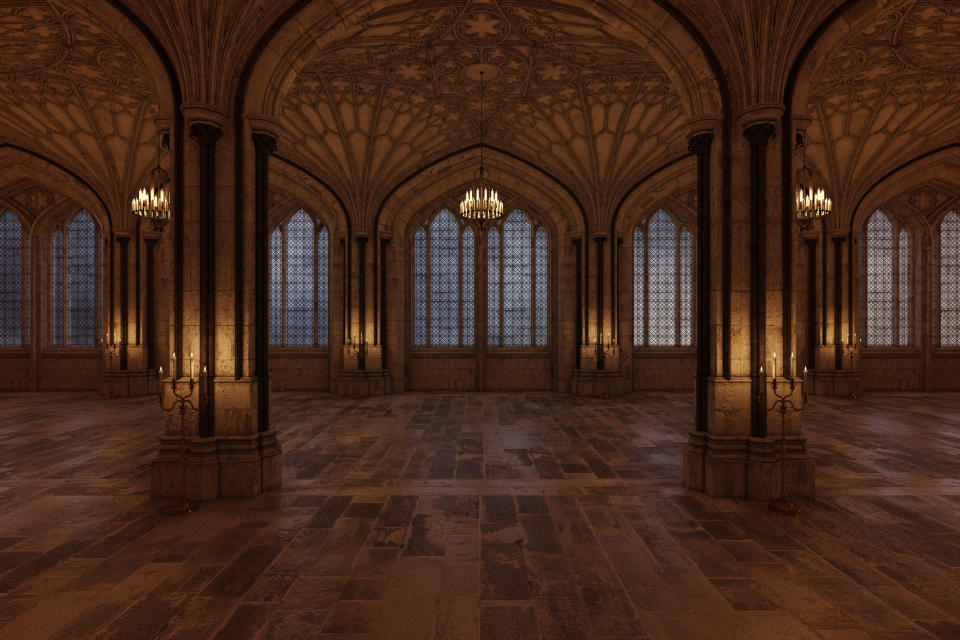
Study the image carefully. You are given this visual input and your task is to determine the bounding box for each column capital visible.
[688,132,714,155]
[738,103,784,131]
[252,132,277,155]
[190,122,222,146]
[246,114,283,140]
[182,104,227,130]
[743,122,776,146]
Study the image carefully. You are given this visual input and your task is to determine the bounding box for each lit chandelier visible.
[795,133,832,229]
[132,130,171,231]
[460,70,504,223]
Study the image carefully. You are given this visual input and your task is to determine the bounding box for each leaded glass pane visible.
[462,227,475,346]
[68,210,97,346]
[414,227,427,346]
[633,227,644,346]
[0,211,23,346]
[430,210,459,346]
[269,227,283,346]
[648,210,677,346]
[680,228,693,347]
[285,210,315,346]
[940,211,960,346]
[318,226,329,346]
[488,227,500,346]
[52,228,63,345]
[535,227,548,347]
[864,210,894,346]
[502,210,532,346]
[898,228,910,346]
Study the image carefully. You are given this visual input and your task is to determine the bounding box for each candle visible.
[772,352,777,378]
[803,365,808,375]
[189,352,194,380]
[203,365,207,375]
[790,352,795,378]
[759,364,764,376]
[171,352,177,377]
[158,365,163,380]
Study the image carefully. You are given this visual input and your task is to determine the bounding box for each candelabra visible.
[763,369,805,516]
[102,339,119,399]
[346,336,367,369]
[157,361,202,516]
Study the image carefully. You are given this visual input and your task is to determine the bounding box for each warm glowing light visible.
[459,186,504,221]
[795,185,832,221]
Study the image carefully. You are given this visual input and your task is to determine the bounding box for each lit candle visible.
[202,365,207,376]
[759,364,764,376]
[772,352,777,378]
[171,352,177,377]
[803,365,807,375]
[189,352,194,380]
[158,366,163,382]
[790,352,795,378]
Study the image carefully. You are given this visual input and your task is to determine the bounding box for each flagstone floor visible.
[0,390,958,639]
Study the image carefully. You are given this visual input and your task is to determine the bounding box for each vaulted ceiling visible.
[0,0,957,231]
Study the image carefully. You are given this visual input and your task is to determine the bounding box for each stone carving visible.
[282,0,686,227]
[0,0,160,223]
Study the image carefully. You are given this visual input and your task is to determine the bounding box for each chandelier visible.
[460,70,504,223]
[795,133,832,229]
[132,130,171,231]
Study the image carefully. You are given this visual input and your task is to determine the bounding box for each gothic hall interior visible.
[1,1,959,639]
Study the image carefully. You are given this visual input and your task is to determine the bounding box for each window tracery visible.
[51,210,99,347]
[633,209,693,347]
[0,211,27,347]
[938,210,960,346]
[268,209,329,347]
[862,209,910,346]
[413,209,474,347]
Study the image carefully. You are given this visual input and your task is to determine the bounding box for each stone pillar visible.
[151,110,281,501]
[684,109,815,500]
[253,131,275,432]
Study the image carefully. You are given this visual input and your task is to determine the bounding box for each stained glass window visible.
[269,227,283,346]
[633,227,644,346]
[940,211,960,346]
[864,210,895,346]
[68,210,97,346]
[648,210,677,346]
[414,227,427,346]
[430,210,459,346]
[0,211,23,347]
[535,227,548,347]
[898,228,910,346]
[317,226,329,346]
[285,210,315,346]
[680,229,693,347]
[633,210,693,347]
[502,210,532,346]
[487,227,500,346]
[268,211,330,347]
[462,228,475,346]
[52,228,63,345]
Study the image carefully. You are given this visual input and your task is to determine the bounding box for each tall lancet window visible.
[51,210,100,346]
[862,209,910,346]
[269,209,330,346]
[633,209,694,346]
[0,211,28,347]
[412,209,474,347]
[487,209,548,347]
[938,210,960,346]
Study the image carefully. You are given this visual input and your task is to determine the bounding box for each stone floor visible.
[0,391,959,639]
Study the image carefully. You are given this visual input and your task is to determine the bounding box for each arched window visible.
[268,209,330,347]
[938,210,960,346]
[633,209,694,346]
[413,209,474,346]
[0,211,28,347]
[51,210,100,346]
[862,209,910,346]
[488,209,548,347]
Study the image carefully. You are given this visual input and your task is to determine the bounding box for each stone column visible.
[684,109,814,499]
[252,131,275,432]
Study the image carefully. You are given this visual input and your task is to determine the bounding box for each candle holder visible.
[345,337,367,369]
[158,369,201,516]
[764,372,805,517]
[103,339,120,399]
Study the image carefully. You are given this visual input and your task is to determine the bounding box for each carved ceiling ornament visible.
[279,0,688,229]
[805,0,960,224]
[0,0,161,226]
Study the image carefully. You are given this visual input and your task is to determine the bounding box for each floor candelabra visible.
[766,371,804,517]
[158,367,200,516]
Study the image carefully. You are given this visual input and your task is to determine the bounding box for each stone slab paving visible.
[0,391,958,639]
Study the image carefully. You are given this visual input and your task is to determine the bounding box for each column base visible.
[150,430,283,500]
[570,369,628,397]
[336,369,393,398]
[808,370,861,398]
[101,370,160,398]
[683,430,815,500]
